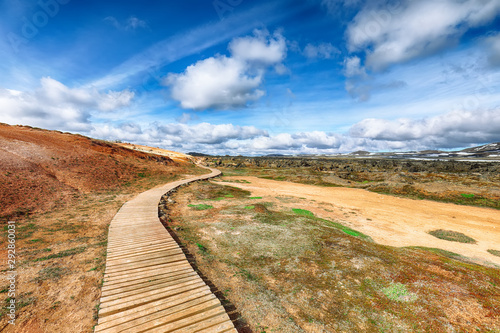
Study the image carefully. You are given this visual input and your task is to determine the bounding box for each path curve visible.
[95,166,237,333]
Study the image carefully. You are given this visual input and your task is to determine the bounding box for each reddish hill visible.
[0,123,182,220]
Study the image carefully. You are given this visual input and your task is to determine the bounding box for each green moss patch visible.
[382,283,417,302]
[188,204,214,210]
[292,208,314,217]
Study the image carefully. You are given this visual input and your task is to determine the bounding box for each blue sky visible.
[1,0,500,155]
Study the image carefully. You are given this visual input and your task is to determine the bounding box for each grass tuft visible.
[34,267,68,281]
[487,249,500,257]
[28,238,44,243]
[321,219,372,240]
[196,243,208,253]
[292,208,314,217]
[34,246,86,261]
[407,247,464,260]
[382,282,417,302]
[188,204,213,210]
[428,229,476,244]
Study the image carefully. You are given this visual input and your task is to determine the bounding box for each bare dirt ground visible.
[219,176,500,267]
[205,157,500,210]
[115,142,195,163]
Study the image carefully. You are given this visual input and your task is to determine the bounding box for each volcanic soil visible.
[0,123,204,332]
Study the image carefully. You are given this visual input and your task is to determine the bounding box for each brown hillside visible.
[0,123,207,332]
[0,123,179,221]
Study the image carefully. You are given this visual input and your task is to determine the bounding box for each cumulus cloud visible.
[292,131,342,149]
[164,30,287,110]
[229,30,287,65]
[165,56,265,110]
[303,42,340,59]
[104,16,148,31]
[238,130,419,154]
[240,109,500,154]
[91,122,268,148]
[347,0,500,71]
[248,131,342,150]
[0,77,134,131]
[349,109,500,147]
[158,123,267,144]
[88,108,500,155]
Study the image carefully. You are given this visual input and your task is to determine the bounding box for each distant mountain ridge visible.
[345,142,500,160]
[190,143,500,159]
[460,142,500,153]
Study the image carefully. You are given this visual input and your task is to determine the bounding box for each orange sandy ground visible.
[220,176,500,267]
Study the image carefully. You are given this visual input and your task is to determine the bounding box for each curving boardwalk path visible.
[94,167,237,333]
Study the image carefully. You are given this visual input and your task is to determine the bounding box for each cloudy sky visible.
[1,0,500,155]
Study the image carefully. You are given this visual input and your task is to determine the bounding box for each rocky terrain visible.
[203,156,500,210]
[204,155,500,174]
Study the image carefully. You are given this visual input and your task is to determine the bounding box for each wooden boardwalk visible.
[95,167,237,333]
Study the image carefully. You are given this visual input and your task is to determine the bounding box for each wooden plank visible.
[101,271,197,297]
[95,167,236,332]
[96,296,220,332]
[97,288,214,325]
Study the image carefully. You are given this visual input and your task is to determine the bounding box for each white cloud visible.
[349,109,500,147]
[164,30,287,110]
[293,131,342,148]
[87,107,500,155]
[91,122,268,148]
[347,0,500,71]
[163,123,267,144]
[248,131,342,150]
[229,30,287,65]
[104,16,148,31]
[303,42,340,59]
[250,133,298,150]
[165,56,265,110]
[240,108,500,153]
[238,131,416,154]
[96,90,135,111]
[0,77,134,131]
[37,77,134,112]
[344,56,366,77]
